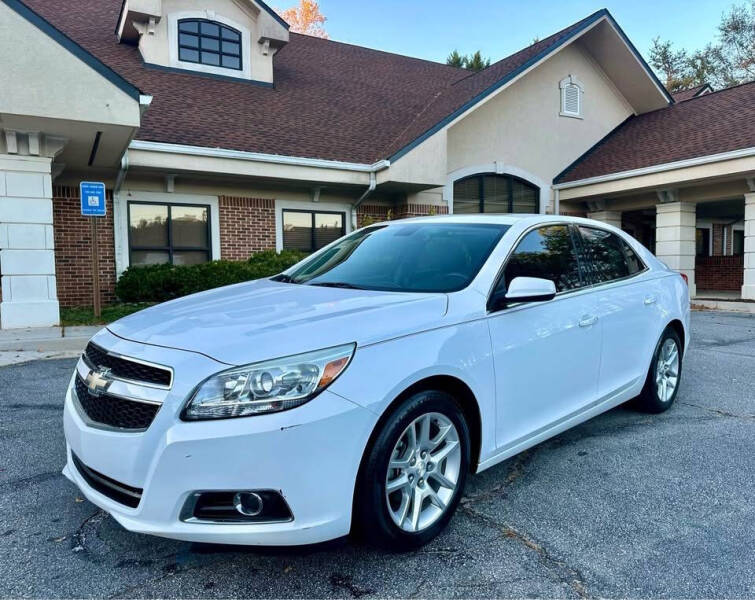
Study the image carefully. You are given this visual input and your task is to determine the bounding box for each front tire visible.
[634,327,683,413]
[355,390,470,550]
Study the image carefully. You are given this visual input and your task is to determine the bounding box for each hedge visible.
[115,250,308,303]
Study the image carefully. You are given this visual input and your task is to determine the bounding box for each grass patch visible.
[60,303,155,326]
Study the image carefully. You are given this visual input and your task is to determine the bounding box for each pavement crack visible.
[460,504,590,599]
[329,573,375,598]
[0,471,60,493]
[71,509,108,560]
[680,402,755,420]
[462,450,534,505]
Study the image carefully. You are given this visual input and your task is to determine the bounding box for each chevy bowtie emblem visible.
[85,367,112,396]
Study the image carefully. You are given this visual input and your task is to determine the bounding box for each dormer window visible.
[559,76,584,119]
[178,19,242,71]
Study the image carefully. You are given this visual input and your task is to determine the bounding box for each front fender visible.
[328,320,497,464]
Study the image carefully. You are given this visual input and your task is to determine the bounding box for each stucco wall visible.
[447,41,633,211]
[137,0,278,83]
[0,2,139,127]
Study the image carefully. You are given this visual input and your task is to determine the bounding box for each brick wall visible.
[395,202,449,219]
[695,255,743,290]
[52,186,116,308]
[356,202,448,227]
[218,196,275,259]
[711,223,736,256]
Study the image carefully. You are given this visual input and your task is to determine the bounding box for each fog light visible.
[233,491,263,516]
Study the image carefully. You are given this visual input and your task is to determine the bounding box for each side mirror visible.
[488,276,557,311]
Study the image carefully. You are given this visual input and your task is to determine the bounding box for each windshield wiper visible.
[271,274,297,283]
[308,281,363,289]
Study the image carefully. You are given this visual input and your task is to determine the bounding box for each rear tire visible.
[355,390,470,551]
[634,327,682,413]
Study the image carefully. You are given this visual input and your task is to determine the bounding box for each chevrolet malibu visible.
[63,215,689,550]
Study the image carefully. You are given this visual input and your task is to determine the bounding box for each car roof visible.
[378,214,589,227]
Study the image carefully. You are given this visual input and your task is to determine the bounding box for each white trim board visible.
[555,146,755,189]
[128,140,391,173]
[114,190,221,277]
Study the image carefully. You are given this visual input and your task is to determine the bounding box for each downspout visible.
[351,169,379,230]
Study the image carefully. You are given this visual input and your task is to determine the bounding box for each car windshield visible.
[278,222,509,293]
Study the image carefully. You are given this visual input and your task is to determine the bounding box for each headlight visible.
[182,344,355,420]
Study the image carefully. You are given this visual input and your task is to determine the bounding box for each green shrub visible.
[115,249,308,303]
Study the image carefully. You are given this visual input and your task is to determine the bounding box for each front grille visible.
[85,342,172,387]
[71,452,142,508]
[74,376,160,430]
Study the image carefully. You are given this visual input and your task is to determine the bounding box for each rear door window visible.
[577,226,643,283]
[502,224,582,292]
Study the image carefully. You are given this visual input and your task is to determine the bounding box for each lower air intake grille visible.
[71,452,143,508]
[74,376,160,430]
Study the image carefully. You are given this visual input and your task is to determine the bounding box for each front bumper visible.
[63,329,376,546]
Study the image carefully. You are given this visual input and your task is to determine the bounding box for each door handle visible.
[579,314,598,327]
[644,295,657,305]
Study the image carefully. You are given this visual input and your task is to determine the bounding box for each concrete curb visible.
[691,300,755,314]
[0,326,102,364]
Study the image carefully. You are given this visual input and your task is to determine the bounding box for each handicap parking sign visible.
[80,181,106,217]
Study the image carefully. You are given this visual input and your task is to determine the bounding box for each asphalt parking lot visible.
[1,310,753,599]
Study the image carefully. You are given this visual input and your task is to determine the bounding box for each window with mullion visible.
[178,19,242,71]
[453,174,538,214]
[282,210,346,252]
[128,202,211,267]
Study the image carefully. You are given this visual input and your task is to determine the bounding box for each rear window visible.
[578,226,643,283]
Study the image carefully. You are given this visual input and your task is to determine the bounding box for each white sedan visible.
[63,215,689,550]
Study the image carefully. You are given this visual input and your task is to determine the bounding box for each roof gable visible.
[383,9,672,163]
[555,81,755,184]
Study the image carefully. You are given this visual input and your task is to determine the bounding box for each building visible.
[1,0,753,329]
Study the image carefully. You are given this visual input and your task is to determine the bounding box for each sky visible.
[314,0,734,66]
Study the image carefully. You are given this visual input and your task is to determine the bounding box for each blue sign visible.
[80,181,106,217]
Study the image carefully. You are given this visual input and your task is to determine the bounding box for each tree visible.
[446,49,466,68]
[445,50,491,71]
[717,0,755,84]
[277,0,328,38]
[649,37,694,91]
[465,50,491,72]
[649,1,754,91]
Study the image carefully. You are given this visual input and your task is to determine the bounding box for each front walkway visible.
[0,325,98,366]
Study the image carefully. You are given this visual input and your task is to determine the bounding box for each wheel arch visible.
[666,318,685,355]
[350,374,483,534]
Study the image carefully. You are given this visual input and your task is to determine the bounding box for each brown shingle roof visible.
[556,81,755,183]
[671,84,712,102]
[18,0,613,165]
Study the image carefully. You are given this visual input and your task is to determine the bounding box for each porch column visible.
[587,210,622,228]
[742,193,755,300]
[0,153,59,329]
[655,202,696,298]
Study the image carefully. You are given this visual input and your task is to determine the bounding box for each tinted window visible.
[621,239,644,275]
[281,223,509,293]
[282,210,345,252]
[453,174,538,214]
[502,225,581,292]
[178,19,242,71]
[128,202,210,266]
[578,226,641,283]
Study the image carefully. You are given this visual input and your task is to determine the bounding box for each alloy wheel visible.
[655,338,680,403]
[384,412,461,532]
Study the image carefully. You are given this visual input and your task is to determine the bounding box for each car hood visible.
[108,279,449,365]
